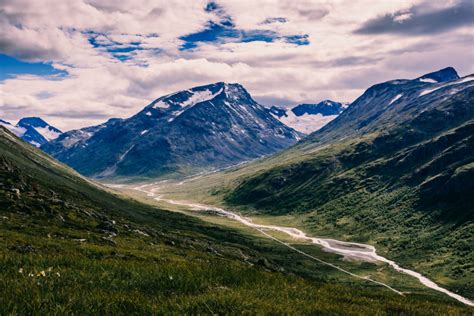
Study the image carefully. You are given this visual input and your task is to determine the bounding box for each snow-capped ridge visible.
[268,100,348,134]
[419,75,474,97]
[43,81,301,177]
[416,67,459,83]
[1,117,62,147]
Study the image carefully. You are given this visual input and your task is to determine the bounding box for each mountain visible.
[4,126,466,314]
[42,82,302,178]
[204,68,474,298]
[268,100,349,134]
[304,68,465,146]
[0,117,62,147]
[416,66,460,83]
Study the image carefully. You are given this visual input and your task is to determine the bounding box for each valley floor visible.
[111,178,474,310]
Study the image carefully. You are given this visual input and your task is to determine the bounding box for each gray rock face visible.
[42,82,302,178]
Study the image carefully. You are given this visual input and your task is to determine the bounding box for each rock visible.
[11,244,35,253]
[133,229,149,237]
[206,246,222,256]
[11,188,20,198]
[97,221,118,233]
[101,235,116,245]
[165,240,176,246]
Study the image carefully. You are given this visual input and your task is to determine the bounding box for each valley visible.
[2,1,474,314]
[2,67,473,314]
[112,176,474,307]
[3,126,470,314]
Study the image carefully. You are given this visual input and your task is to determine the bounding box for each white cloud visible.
[0,0,473,131]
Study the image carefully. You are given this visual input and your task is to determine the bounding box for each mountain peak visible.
[17,117,49,128]
[292,100,346,117]
[44,81,300,177]
[146,82,253,114]
[417,67,459,83]
[8,117,63,146]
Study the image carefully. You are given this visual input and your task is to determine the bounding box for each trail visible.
[133,182,474,307]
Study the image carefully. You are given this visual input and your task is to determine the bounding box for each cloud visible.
[261,17,287,24]
[355,0,474,35]
[0,0,473,131]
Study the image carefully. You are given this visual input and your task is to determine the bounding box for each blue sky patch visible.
[86,31,146,62]
[284,35,310,45]
[0,54,67,81]
[179,2,308,50]
[180,21,309,50]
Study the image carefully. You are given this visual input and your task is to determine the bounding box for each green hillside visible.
[224,86,474,298]
[3,126,471,314]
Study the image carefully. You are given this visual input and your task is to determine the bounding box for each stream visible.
[131,182,473,307]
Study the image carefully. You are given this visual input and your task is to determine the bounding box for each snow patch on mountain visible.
[420,75,474,96]
[389,94,403,105]
[273,112,338,134]
[269,100,348,134]
[419,78,437,83]
[182,88,223,108]
[0,120,26,138]
[35,126,61,141]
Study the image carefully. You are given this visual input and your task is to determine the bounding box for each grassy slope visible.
[222,90,474,298]
[2,127,470,314]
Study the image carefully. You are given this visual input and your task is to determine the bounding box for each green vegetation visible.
[144,88,474,302]
[1,126,471,313]
[221,91,474,299]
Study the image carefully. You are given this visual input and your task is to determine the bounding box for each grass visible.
[1,126,472,314]
[1,212,471,315]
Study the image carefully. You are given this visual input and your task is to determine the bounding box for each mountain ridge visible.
[268,100,349,134]
[42,82,302,178]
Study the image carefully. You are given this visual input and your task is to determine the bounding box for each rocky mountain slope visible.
[268,100,348,134]
[42,82,302,178]
[0,117,61,147]
[219,67,474,298]
[304,67,468,146]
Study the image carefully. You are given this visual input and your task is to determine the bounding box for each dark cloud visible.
[387,34,474,55]
[48,110,112,120]
[1,104,29,111]
[253,95,298,107]
[296,8,329,20]
[355,0,474,35]
[261,17,287,24]
[328,56,382,67]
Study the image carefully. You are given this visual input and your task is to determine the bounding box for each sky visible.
[1,0,473,131]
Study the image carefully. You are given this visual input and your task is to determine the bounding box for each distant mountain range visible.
[0,117,62,147]
[268,100,349,134]
[42,82,302,178]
